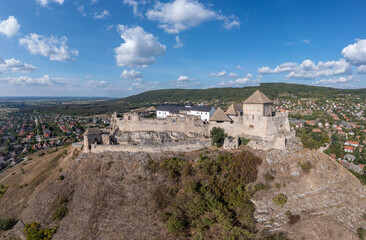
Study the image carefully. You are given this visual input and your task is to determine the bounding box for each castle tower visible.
[243,90,273,117]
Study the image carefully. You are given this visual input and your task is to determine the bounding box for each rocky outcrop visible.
[252,141,366,240]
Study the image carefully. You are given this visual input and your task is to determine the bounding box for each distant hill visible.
[19,83,366,115]
[122,83,366,105]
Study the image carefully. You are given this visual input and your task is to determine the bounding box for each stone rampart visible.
[89,140,211,153]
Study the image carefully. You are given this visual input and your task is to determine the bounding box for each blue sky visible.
[0,0,366,97]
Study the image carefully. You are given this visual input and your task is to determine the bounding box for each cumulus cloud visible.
[114,25,166,68]
[0,57,37,73]
[174,36,183,48]
[358,65,366,74]
[210,70,226,77]
[258,59,351,79]
[0,16,20,38]
[87,80,110,88]
[235,65,242,69]
[228,72,239,78]
[94,10,110,19]
[146,0,240,34]
[210,71,238,78]
[19,33,78,62]
[301,39,310,44]
[174,75,200,87]
[218,73,254,87]
[123,0,140,16]
[120,69,143,80]
[342,39,366,66]
[313,76,356,88]
[36,0,64,7]
[0,75,63,85]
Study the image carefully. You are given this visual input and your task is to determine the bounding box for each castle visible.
[84,90,294,153]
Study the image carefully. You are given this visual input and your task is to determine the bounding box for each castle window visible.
[249,125,254,129]
[128,116,131,120]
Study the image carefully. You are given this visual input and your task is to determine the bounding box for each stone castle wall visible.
[89,140,211,153]
[112,113,209,137]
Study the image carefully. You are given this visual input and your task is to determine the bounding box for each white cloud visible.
[209,71,238,78]
[173,75,200,87]
[123,0,139,16]
[19,33,78,62]
[342,39,366,66]
[358,65,366,74]
[218,73,254,87]
[120,69,143,80]
[91,0,98,4]
[87,80,109,88]
[146,0,239,34]
[36,0,64,7]
[228,72,239,78]
[301,39,310,44]
[94,10,110,19]
[77,6,86,17]
[0,57,37,73]
[235,65,242,69]
[258,59,351,79]
[0,16,20,38]
[114,25,166,68]
[313,76,356,88]
[0,75,62,85]
[174,36,183,48]
[210,70,226,77]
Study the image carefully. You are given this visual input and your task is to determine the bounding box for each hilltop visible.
[1,139,366,239]
[17,83,366,115]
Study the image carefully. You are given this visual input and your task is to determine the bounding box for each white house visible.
[156,105,215,121]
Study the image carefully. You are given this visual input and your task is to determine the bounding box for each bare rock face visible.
[252,145,366,240]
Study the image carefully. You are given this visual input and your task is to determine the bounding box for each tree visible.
[210,127,226,147]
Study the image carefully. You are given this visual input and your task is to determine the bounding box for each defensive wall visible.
[111,113,209,137]
[88,140,211,153]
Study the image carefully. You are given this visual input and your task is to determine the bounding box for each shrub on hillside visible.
[0,218,16,230]
[23,222,57,240]
[0,184,8,198]
[298,161,312,173]
[52,196,68,221]
[273,194,287,206]
[165,216,186,235]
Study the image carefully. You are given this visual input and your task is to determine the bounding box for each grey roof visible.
[190,105,213,112]
[156,105,186,114]
[156,105,213,113]
[226,103,242,115]
[243,90,273,104]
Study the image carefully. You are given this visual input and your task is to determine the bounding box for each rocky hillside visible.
[0,140,366,239]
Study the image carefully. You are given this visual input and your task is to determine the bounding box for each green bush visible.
[273,194,287,206]
[298,161,312,173]
[275,183,281,189]
[165,216,185,234]
[210,127,226,147]
[264,173,275,182]
[0,184,8,198]
[0,218,16,230]
[240,137,250,146]
[358,227,366,239]
[155,151,263,239]
[52,196,68,221]
[146,155,159,173]
[254,182,270,192]
[24,222,57,240]
[160,157,184,179]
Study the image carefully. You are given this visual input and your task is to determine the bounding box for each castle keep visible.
[84,90,294,153]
